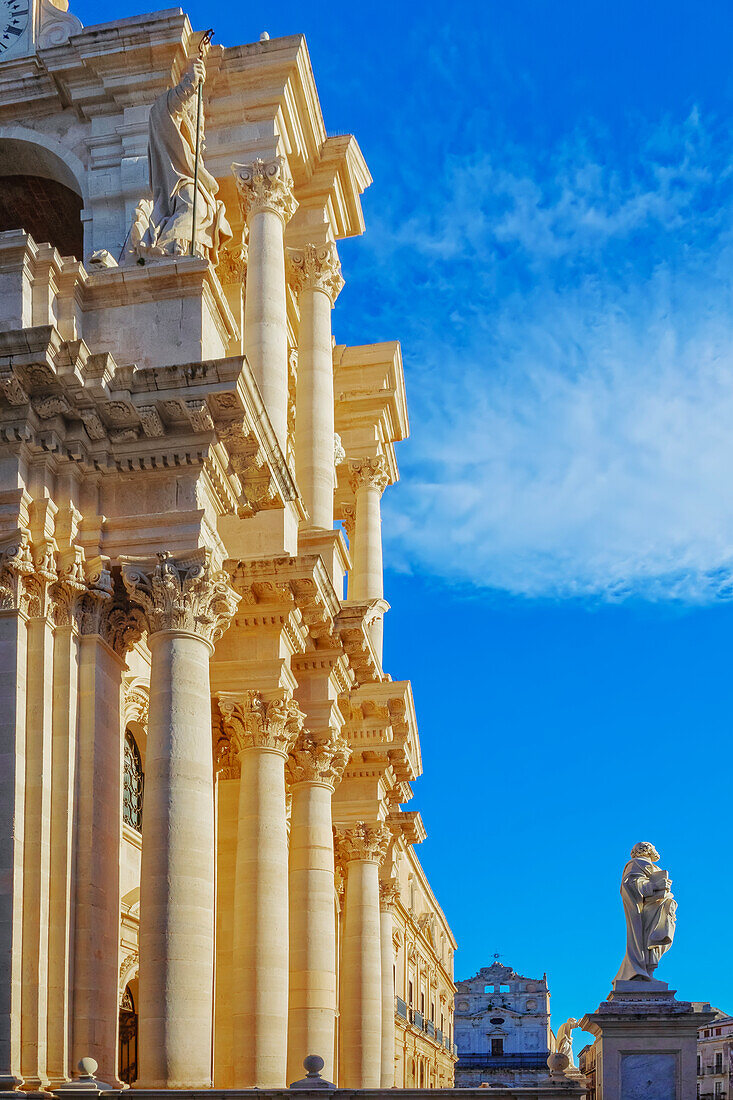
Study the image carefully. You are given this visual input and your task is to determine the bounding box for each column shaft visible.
[137,630,216,1089]
[21,615,55,1088]
[287,781,337,1081]
[72,634,124,1081]
[339,858,383,1086]
[213,776,239,1087]
[46,623,79,1085]
[351,484,383,603]
[295,286,336,528]
[233,746,290,1086]
[380,904,396,1086]
[0,610,27,1090]
[244,207,289,448]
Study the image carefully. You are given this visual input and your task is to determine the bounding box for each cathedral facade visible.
[0,1,456,1091]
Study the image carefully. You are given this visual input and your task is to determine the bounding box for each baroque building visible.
[454,961,552,1087]
[0,0,457,1091]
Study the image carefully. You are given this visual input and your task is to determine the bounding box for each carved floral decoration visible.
[334,820,391,866]
[287,729,351,790]
[121,549,240,644]
[232,157,298,225]
[217,688,305,758]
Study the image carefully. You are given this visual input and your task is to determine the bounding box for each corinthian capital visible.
[121,549,240,645]
[348,455,390,495]
[287,729,351,790]
[0,531,35,611]
[335,820,391,865]
[379,878,401,912]
[287,242,344,305]
[232,156,298,226]
[218,688,305,758]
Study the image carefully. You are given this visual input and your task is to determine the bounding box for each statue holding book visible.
[615,841,677,982]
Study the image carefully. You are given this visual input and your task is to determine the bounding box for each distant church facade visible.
[454,961,552,1087]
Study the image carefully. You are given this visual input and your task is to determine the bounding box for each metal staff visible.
[190,28,214,257]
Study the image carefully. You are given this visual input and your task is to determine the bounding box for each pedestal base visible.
[580,981,715,1100]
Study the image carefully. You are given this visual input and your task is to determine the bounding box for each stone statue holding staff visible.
[129,31,232,263]
[614,841,677,982]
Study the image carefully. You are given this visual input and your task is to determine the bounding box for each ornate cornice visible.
[348,455,390,495]
[218,688,305,758]
[334,820,390,866]
[287,729,351,790]
[287,242,344,305]
[121,549,240,645]
[380,878,401,912]
[232,157,298,226]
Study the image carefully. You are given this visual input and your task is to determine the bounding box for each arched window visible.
[119,985,138,1084]
[123,731,144,833]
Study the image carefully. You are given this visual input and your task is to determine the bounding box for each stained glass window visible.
[123,731,143,833]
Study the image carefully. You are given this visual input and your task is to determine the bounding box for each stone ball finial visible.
[289,1054,335,1089]
[77,1059,98,1079]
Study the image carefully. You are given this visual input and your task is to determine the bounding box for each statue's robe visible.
[614,856,676,981]
[140,70,232,260]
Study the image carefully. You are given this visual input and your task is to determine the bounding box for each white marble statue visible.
[129,55,232,263]
[555,1018,579,1067]
[614,841,677,982]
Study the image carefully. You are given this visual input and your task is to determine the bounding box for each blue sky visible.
[76,0,733,1042]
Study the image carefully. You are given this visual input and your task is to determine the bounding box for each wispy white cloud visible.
[361,112,733,602]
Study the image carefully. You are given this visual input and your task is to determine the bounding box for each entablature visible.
[0,321,294,522]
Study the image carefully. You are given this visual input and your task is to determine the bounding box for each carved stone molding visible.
[339,503,355,544]
[286,242,344,305]
[124,681,149,732]
[217,240,248,286]
[0,532,38,612]
[232,157,298,226]
[121,549,240,645]
[379,878,401,912]
[334,820,391,866]
[217,688,305,758]
[119,951,139,999]
[213,710,239,779]
[347,455,390,496]
[287,729,351,790]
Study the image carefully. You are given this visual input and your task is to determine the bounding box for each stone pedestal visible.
[580,980,715,1100]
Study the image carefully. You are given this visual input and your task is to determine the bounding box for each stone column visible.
[286,730,350,1083]
[122,550,239,1089]
[379,879,400,1087]
[287,243,344,529]
[233,157,298,450]
[46,570,84,1087]
[217,688,305,1088]
[72,570,141,1084]
[19,556,56,1091]
[348,457,390,660]
[335,821,390,1087]
[0,535,32,1092]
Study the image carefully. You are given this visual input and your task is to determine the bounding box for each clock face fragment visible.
[0,0,29,55]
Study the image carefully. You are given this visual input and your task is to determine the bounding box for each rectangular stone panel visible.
[620,1053,676,1100]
